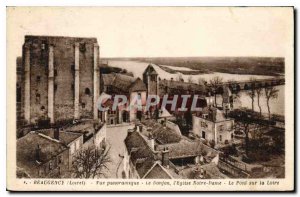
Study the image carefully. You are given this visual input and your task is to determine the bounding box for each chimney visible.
[163,117,167,127]
[35,144,41,162]
[148,133,155,150]
[162,147,170,168]
[54,127,59,140]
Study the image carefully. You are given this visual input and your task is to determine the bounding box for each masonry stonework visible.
[20,36,100,124]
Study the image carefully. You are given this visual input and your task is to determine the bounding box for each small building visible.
[123,128,178,179]
[192,107,234,145]
[17,120,107,178]
[17,131,71,178]
[100,73,147,124]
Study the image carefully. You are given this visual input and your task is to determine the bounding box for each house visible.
[123,128,179,179]
[17,131,71,178]
[123,120,222,179]
[192,107,234,146]
[17,120,107,178]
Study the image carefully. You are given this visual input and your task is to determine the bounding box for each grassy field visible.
[103,57,284,76]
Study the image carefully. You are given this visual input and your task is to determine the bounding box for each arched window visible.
[36,76,41,83]
[41,106,45,110]
[85,88,91,95]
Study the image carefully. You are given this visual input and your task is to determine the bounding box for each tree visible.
[264,86,279,122]
[209,76,223,107]
[72,145,110,178]
[198,78,207,86]
[255,87,263,116]
[187,76,194,83]
[229,109,261,156]
[184,110,193,131]
[176,73,183,82]
[246,77,256,111]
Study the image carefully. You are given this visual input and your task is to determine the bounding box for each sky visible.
[7,7,293,58]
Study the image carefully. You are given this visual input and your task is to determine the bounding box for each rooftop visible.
[124,131,156,178]
[102,73,146,94]
[37,129,82,145]
[17,132,68,177]
[156,139,203,159]
[141,119,181,144]
[24,35,97,44]
[195,106,232,122]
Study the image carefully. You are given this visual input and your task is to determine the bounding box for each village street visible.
[104,124,134,178]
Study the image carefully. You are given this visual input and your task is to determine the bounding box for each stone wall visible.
[21,36,99,124]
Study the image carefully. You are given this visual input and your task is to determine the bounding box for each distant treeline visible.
[100,63,134,76]
[103,57,284,76]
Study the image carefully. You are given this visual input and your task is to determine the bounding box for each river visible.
[107,60,285,116]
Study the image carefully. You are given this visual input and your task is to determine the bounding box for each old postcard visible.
[6,7,294,191]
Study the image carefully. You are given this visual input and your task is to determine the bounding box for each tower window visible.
[54,84,57,92]
[151,75,156,81]
[79,43,86,53]
[36,76,41,83]
[137,92,141,99]
[41,106,45,111]
[16,84,21,102]
[41,43,46,50]
[82,103,86,109]
[36,93,41,104]
[85,88,91,96]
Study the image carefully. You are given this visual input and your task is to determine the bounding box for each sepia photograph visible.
[6,6,294,191]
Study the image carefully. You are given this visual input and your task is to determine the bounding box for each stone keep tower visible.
[21,36,100,124]
[143,64,159,96]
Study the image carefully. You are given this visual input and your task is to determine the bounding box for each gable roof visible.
[129,78,147,92]
[143,64,157,75]
[143,162,173,179]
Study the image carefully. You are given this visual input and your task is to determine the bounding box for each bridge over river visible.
[207,77,285,93]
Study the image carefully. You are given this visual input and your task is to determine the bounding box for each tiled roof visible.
[159,107,172,118]
[195,106,228,122]
[62,120,96,135]
[157,139,203,159]
[17,132,68,177]
[129,78,147,92]
[143,163,172,179]
[141,120,181,144]
[124,131,157,178]
[37,129,82,145]
[102,73,146,93]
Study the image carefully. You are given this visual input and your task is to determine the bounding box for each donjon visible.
[19,35,100,125]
